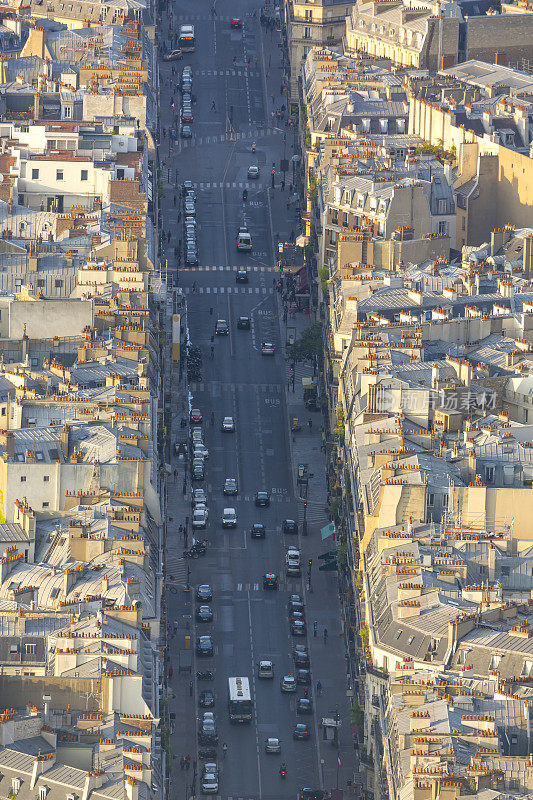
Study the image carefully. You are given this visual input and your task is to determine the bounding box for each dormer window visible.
[359,19,365,27]
[39,786,47,800]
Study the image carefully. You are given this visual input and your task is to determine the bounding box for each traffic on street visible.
[158,0,355,797]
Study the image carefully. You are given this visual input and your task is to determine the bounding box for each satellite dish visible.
[0,174,4,183]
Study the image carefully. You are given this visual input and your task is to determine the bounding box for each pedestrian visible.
[281,179,285,190]
[290,229,295,241]
[222,743,228,759]
[286,199,290,210]
[233,56,237,66]
[211,100,216,111]
[178,238,182,251]
[178,211,182,223]
[180,756,186,770]
[271,94,275,104]
[173,194,177,206]
[185,755,191,770]
[323,628,328,644]
[168,665,173,678]
[178,523,183,537]
[184,531,188,548]
[174,469,178,482]
[308,417,312,430]
[316,680,322,696]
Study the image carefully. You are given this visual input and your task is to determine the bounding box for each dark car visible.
[283,519,298,535]
[291,619,306,636]
[237,316,251,330]
[192,465,205,481]
[293,723,311,740]
[196,584,213,602]
[293,646,310,668]
[197,635,214,657]
[236,269,249,283]
[251,523,266,539]
[199,690,215,708]
[263,572,278,590]
[231,17,242,27]
[296,669,311,685]
[255,491,270,507]
[297,697,313,714]
[196,605,213,623]
[215,319,229,335]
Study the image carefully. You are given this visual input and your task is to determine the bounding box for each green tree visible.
[349,698,364,728]
[287,322,323,365]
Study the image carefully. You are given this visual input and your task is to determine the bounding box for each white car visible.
[265,737,281,753]
[193,508,208,529]
[193,444,209,460]
[286,546,300,564]
[201,763,219,794]
[192,489,207,505]
[221,416,235,432]
[223,478,238,495]
[222,508,237,528]
[247,164,260,179]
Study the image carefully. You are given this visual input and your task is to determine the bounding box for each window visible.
[39,787,47,800]
[438,221,448,235]
[305,8,312,18]
[25,643,36,655]
[343,212,349,227]
[11,778,20,795]
[43,475,49,482]
[117,168,125,179]
[10,644,18,653]
[20,476,26,482]
[521,660,532,676]
[438,199,447,214]
[64,106,72,119]
[81,169,88,181]
[442,493,448,508]
[501,566,510,577]
[50,588,60,599]
[32,168,39,179]
[427,493,434,507]
[55,279,63,288]
[331,209,338,225]
[1,409,4,416]
[56,170,63,181]
[407,636,414,644]
[42,501,49,508]
[394,630,402,639]
[485,465,494,483]
[37,279,45,288]
[304,26,311,38]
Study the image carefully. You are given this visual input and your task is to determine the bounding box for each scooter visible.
[280,765,287,779]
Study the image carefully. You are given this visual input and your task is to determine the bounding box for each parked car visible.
[196,584,213,602]
[199,689,215,708]
[197,635,214,657]
[196,606,213,623]
[192,507,208,529]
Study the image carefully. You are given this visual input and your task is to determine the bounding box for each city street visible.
[158,0,357,798]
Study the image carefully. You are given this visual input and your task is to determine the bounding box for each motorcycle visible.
[196,670,214,680]
[280,766,287,779]
[242,189,248,201]
[183,544,206,558]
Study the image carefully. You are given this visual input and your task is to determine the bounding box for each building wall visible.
[466,14,533,66]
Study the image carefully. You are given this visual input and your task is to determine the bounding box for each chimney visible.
[523,234,533,279]
[61,425,70,459]
[0,430,14,459]
[488,543,496,580]
[124,777,139,800]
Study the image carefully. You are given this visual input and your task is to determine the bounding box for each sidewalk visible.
[278,300,360,796]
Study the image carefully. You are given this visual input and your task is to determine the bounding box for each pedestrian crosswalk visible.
[183,286,274,295]
[189,181,263,190]
[186,265,277,272]
[194,69,261,79]
[189,382,282,393]
[179,126,280,149]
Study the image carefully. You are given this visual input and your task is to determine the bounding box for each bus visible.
[179,24,195,52]
[228,677,253,723]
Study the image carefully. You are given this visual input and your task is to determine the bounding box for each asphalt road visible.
[160,0,334,797]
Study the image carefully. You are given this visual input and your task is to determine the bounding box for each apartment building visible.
[284,0,354,100]
[345,0,533,71]
[408,61,533,247]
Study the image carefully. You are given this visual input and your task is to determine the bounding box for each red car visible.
[181,109,194,123]
[190,408,203,424]
[231,17,242,27]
